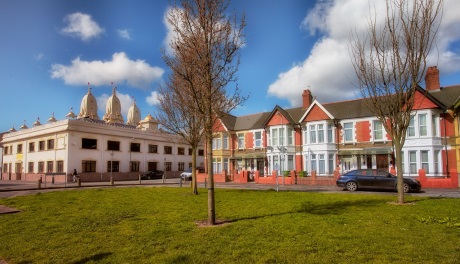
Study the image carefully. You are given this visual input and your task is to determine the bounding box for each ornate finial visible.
[34,117,42,126]
[20,120,28,129]
[47,112,57,123]
[66,107,77,119]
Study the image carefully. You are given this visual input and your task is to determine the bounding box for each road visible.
[0,179,459,199]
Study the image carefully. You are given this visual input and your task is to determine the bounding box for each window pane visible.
[327,124,333,143]
[407,117,415,137]
[309,125,316,143]
[421,150,429,173]
[409,151,417,174]
[419,114,427,136]
[373,120,383,140]
[318,125,324,143]
[272,129,278,146]
[344,123,353,142]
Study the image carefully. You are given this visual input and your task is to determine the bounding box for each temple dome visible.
[103,86,124,124]
[126,101,141,126]
[78,84,99,119]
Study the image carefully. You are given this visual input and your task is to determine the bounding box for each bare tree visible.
[155,72,203,195]
[350,0,442,204]
[163,0,247,224]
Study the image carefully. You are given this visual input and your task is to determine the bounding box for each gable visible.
[266,110,289,126]
[213,119,227,132]
[303,104,330,122]
[412,90,439,110]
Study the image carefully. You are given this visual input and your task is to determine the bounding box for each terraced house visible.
[210,67,459,188]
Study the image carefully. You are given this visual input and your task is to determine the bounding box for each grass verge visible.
[0,187,459,263]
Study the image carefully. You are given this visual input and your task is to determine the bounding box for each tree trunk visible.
[206,133,215,225]
[192,147,198,195]
[394,142,405,204]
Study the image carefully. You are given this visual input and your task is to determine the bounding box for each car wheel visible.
[403,183,410,193]
[346,181,358,192]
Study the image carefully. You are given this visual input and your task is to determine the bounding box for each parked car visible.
[336,169,421,193]
[141,170,164,180]
[180,167,205,181]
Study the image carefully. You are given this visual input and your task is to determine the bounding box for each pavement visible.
[0,178,459,201]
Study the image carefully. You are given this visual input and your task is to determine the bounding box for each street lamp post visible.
[163,157,166,183]
[110,150,114,184]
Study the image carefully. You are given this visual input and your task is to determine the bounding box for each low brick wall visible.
[196,172,227,183]
[417,169,458,189]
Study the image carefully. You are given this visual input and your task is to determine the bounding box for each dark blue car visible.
[336,169,421,193]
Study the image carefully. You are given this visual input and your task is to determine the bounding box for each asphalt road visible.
[0,179,459,199]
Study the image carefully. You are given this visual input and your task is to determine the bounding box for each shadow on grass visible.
[230,199,385,223]
[71,252,112,264]
[298,199,384,215]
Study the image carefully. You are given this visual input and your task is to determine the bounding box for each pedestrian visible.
[72,169,78,182]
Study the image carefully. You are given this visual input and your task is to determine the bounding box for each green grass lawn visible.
[0,187,459,263]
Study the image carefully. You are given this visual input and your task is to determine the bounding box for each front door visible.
[257,160,264,176]
[148,162,157,171]
[376,154,389,170]
[15,162,22,180]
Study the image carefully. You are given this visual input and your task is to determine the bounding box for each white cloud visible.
[96,91,135,118]
[162,6,245,56]
[117,29,131,40]
[51,52,164,89]
[61,12,104,41]
[146,91,161,106]
[270,0,460,106]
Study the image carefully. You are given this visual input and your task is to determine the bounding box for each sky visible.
[1,0,460,133]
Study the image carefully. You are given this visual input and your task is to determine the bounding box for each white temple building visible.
[0,85,204,183]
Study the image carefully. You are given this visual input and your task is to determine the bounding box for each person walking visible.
[72,169,78,183]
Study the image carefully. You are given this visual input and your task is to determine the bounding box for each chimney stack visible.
[425,66,440,91]
[302,89,313,109]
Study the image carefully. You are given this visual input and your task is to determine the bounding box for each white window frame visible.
[373,120,383,141]
[223,134,229,149]
[318,124,324,143]
[409,151,417,174]
[407,116,415,137]
[309,125,316,144]
[421,150,429,173]
[310,154,317,172]
[327,124,334,143]
[328,154,334,174]
[238,133,245,149]
[419,114,427,137]
[254,131,262,148]
[272,129,278,146]
[432,115,438,137]
[343,122,353,142]
[318,154,325,174]
[287,127,293,146]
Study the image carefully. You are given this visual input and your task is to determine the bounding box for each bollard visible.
[38,179,41,189]
[139,174,142,185]
[77,177,81,187]
[179,178,182,187]
[52,176,55,185]
[110,177,114,186]
[204,178,207,189]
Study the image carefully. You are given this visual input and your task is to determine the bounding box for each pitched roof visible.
[218,113,237,131]
[220,85,460,132]
[234,112,270,130]
[322,98,375,119]
[428,85,460,109]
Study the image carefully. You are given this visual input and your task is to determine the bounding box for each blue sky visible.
[1,0,460,133]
